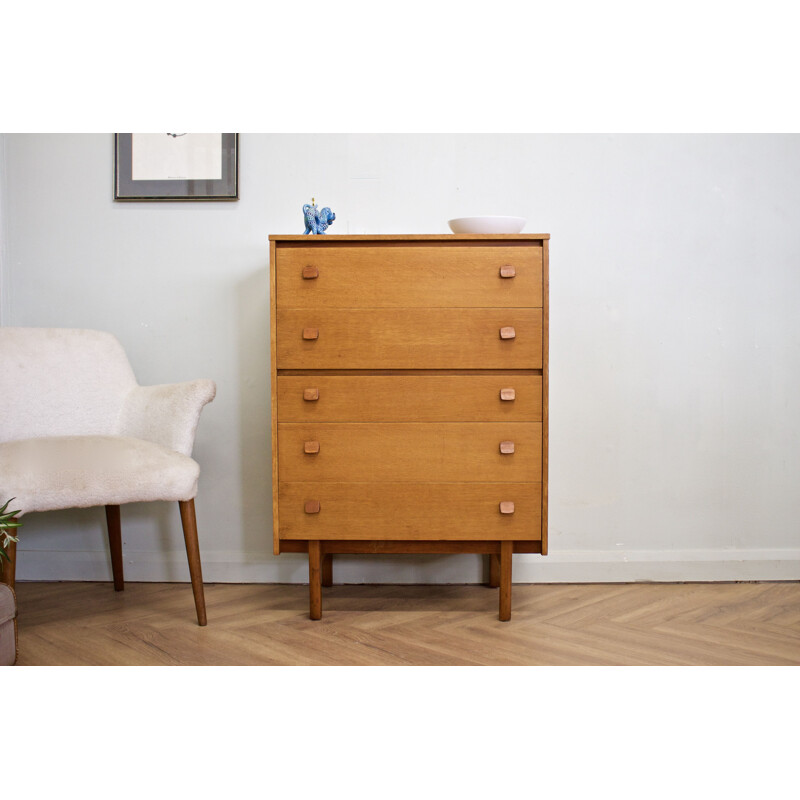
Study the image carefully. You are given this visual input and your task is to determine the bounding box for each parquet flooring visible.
[11,580,800,665]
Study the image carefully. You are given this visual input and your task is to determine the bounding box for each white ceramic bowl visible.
[448,216,527,234]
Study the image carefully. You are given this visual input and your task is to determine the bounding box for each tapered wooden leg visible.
[179,499,207,626]
[322,553,333,587]
[499,541,512,621]
[105,505,124,591]
[309,541,322,620]
[488,553,500,588]
[0,532,16,589]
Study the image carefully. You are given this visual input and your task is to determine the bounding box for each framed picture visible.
[114,133,238,200]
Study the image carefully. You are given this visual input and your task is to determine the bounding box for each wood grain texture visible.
[271,238,281,555]
[278,540,543,554]
[278,375,542,422]
[322,554,333,587]
[499,541,513,621]
[278,482,542,541]
[271,235,549,618]
[278,423,542,482]
[270,234,551,241]
[542,238,549,554]
[105,505,124,591]
[308,541,322,619]
[276,243,543,308]
[489,554,500,587]
[179,499,207,626]
[14,581,799,666]
[276,308,542,370]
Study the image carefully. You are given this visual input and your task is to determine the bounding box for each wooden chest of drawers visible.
[269,234,549,620]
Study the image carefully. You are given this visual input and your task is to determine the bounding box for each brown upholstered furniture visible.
[0,583,17,665]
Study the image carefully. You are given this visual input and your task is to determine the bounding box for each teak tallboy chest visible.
[269,234,549,620]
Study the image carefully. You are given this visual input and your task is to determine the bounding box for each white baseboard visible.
[512,549,800,583]
[14,547,800,584]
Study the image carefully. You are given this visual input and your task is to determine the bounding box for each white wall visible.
[1,133,799,583]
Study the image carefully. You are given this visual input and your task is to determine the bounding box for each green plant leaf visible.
[0,496,22,526]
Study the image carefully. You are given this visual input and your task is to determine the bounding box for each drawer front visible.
[276,243,543,308]
[276,308,542,369]
[278,422,541,482]
[278,482,542,541]
[277,375,543,422]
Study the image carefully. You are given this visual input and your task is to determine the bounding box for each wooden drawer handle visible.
[304,440,320,454]
[499,266,516,278]
[499,326,516,340]
[304,500,321,514]
[500,387,516,401]
[302,265,319,279]
[302,328,319,340]
[303,387,320,401]
[499,441,515,454]
[499,501,515,515]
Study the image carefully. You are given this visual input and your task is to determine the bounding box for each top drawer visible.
[276,242,543,308]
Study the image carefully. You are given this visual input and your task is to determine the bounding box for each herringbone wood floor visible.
[11,580,800,665]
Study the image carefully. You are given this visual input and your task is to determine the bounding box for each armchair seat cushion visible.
[0,436,201,515]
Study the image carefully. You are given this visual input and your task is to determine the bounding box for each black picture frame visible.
[114,133,238,201]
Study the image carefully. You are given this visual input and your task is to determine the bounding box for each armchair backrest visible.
[0,328,138,442]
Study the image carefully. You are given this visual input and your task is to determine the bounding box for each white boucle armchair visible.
[0,327,216,625]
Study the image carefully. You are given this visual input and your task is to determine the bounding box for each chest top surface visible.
[269,233,550,242]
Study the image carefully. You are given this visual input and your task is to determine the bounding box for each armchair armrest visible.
[117,379,216,456]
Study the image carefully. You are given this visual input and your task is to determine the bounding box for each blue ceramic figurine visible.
[303,199,336,235]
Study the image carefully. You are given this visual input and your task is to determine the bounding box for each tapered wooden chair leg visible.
[179,499,207,626]
[309,541,322,620]
[0,533,16,589]
[499,541,512,621]
[105,505,124,591]
[322,553,333,587]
